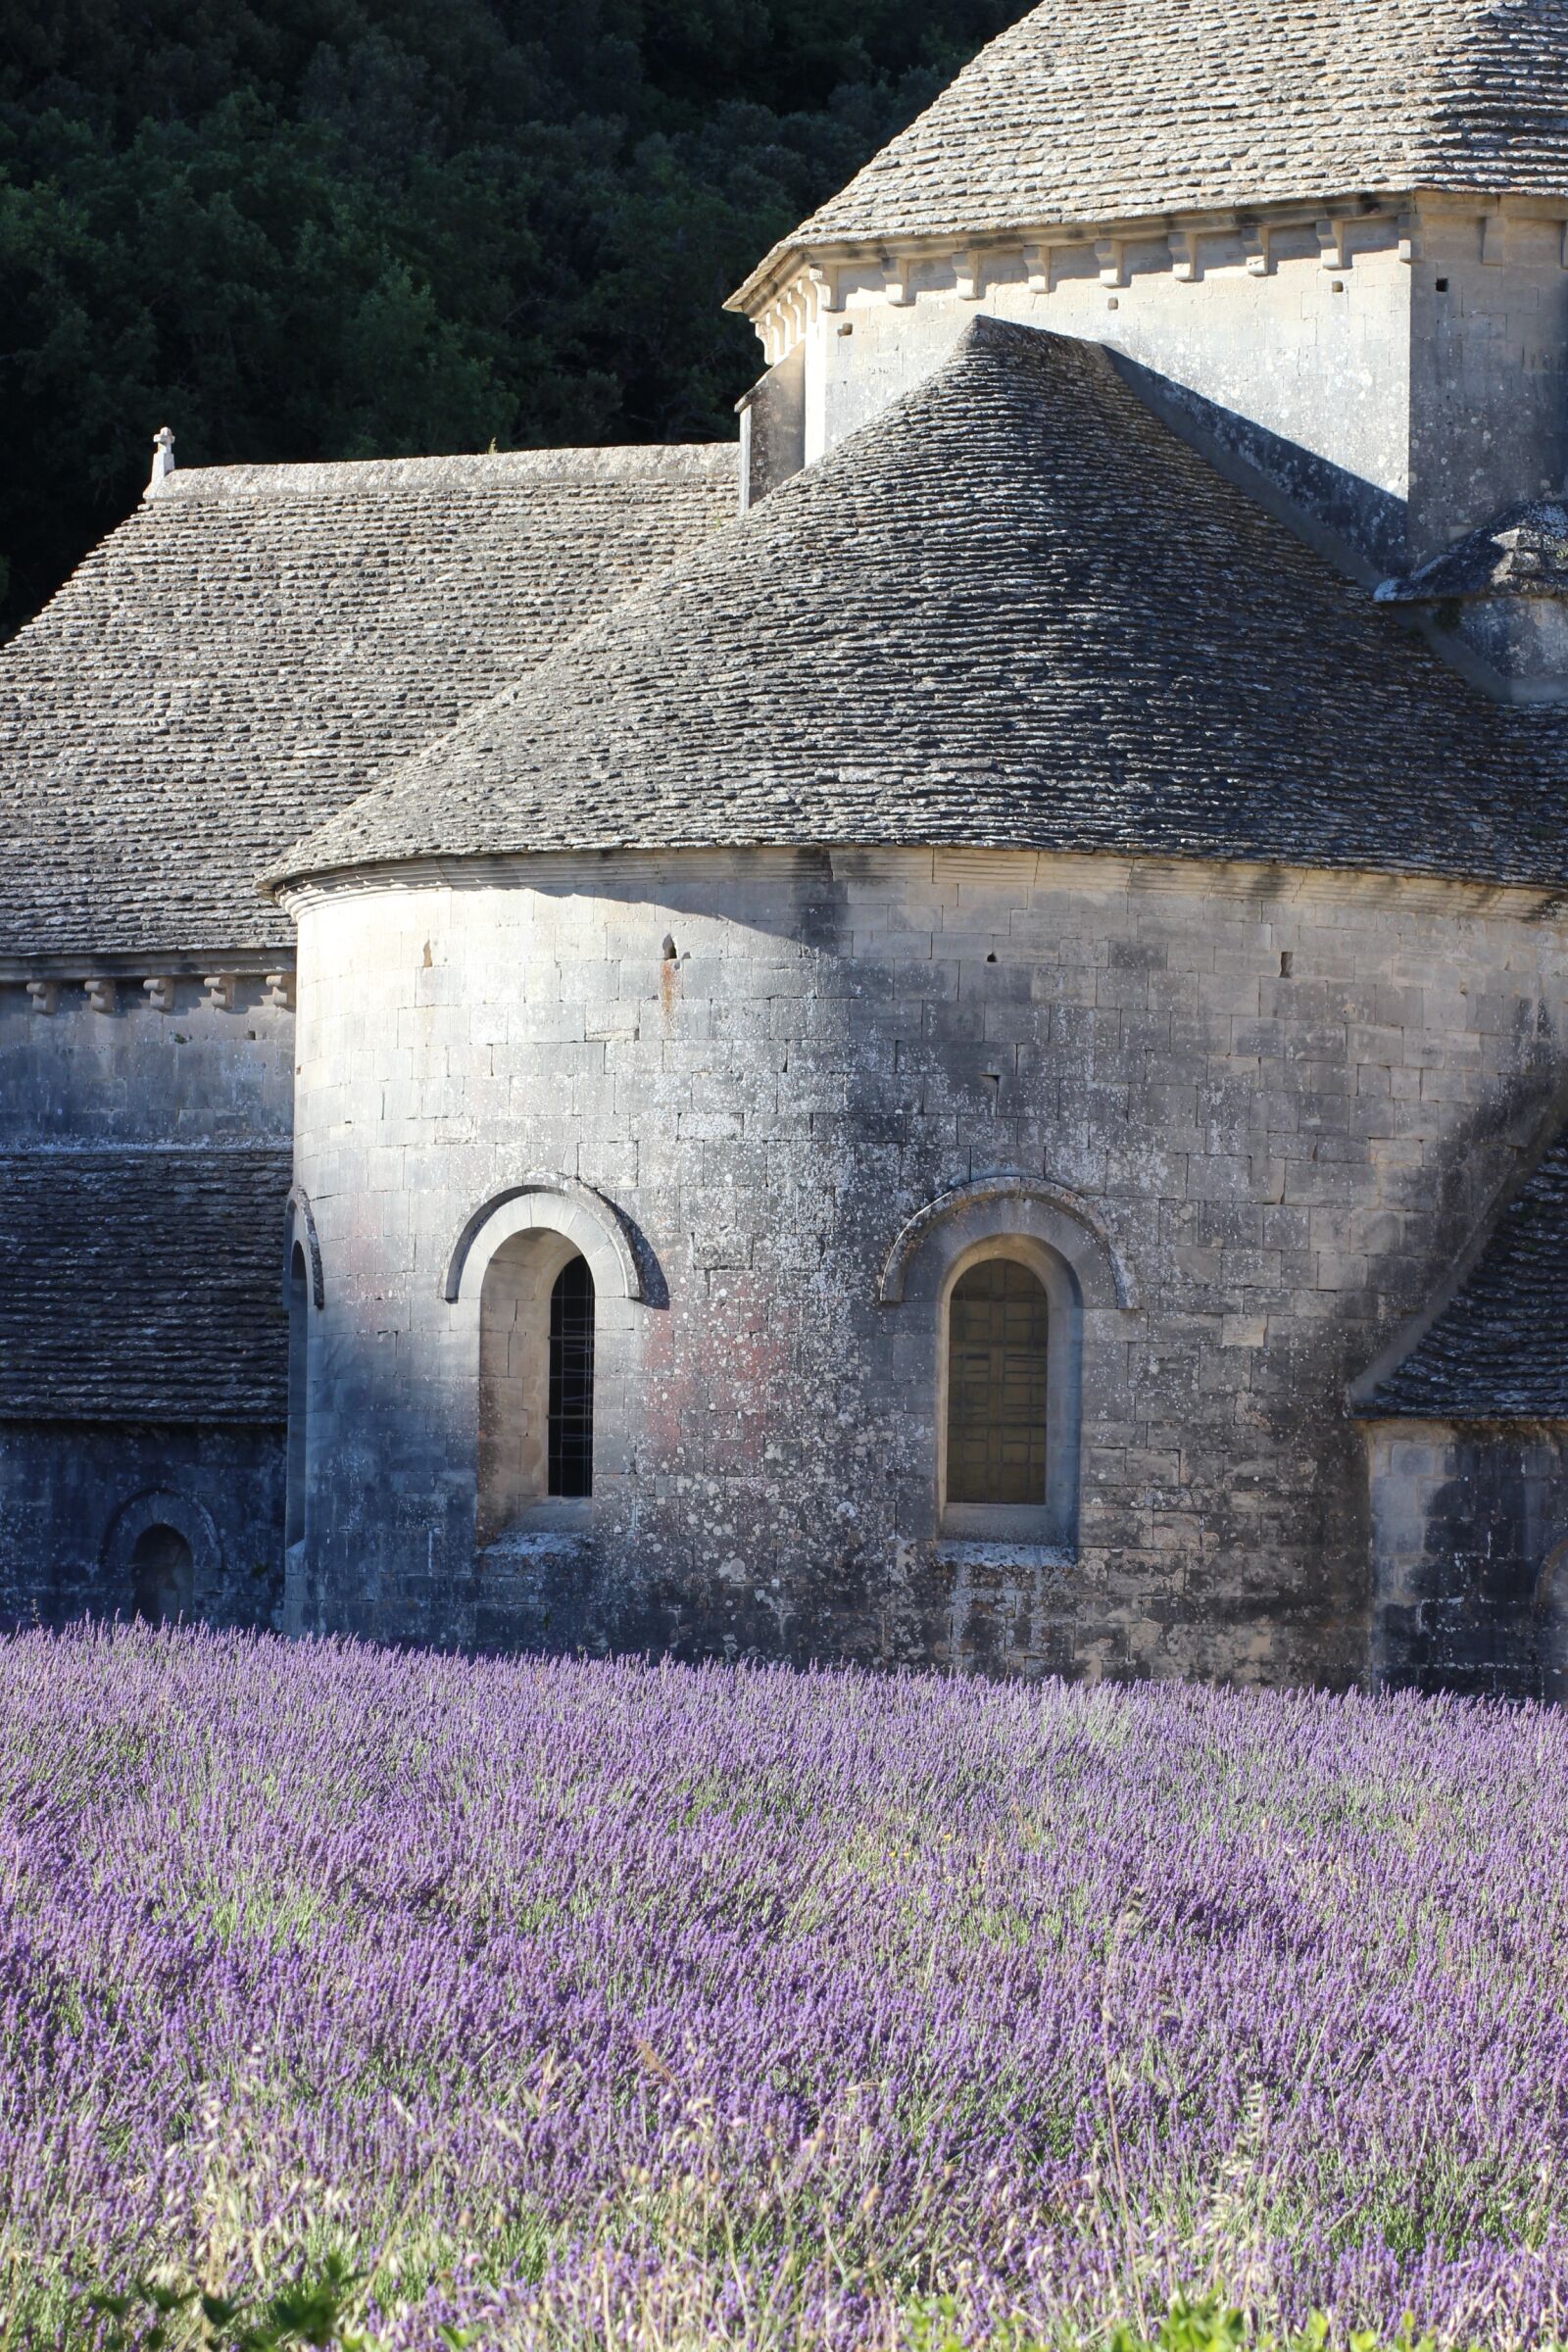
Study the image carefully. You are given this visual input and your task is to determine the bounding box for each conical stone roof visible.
[271,319,1568,898]
[737,0,1568,295]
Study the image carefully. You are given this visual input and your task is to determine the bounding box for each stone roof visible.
[271,318,1568,896]
[0,445,734,961]
[0,1148,291,1424]
[736,0,1568,296]
[1362,1135,1568,1419]
[1377,500,1568,605]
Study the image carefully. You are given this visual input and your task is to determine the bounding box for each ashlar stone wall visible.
[285,847,1568,1686]
[1367,1421,1568,1698]
[0,968,294,1147]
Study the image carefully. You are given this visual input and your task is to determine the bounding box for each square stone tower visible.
[730,0,1568,602]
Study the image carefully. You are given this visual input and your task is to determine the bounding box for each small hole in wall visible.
[1436,277,1449,292]
[1332,278,1345,293]
[837,321,854,337]
[247,1028,258,1041]
[986,951,999,963]
[1280,951,1295,978]
[1106,296,1120,311]
[662,935,677,960]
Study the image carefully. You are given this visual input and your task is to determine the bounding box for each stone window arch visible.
[880,1174,1135,1555]
[947,1251,1054,1510]
[937,1235,1081,1545]
[445,1177,645,1547]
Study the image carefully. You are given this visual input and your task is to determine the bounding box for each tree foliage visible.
[0,0,1028,633]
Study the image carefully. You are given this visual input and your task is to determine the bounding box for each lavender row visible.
[1,1624,1565,2347]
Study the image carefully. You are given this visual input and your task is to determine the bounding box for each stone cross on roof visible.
[145,425,176,500]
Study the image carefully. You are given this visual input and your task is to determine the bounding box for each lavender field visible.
[2,1625,1567,2350]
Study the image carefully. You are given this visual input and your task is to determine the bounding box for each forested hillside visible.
[0,0,1027,637]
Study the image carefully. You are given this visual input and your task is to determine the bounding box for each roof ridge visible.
[152,443,736,507]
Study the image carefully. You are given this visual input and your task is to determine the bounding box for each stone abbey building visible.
[6,0,1568,1696]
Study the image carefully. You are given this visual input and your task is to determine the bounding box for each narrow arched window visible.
[947,1256,1050,1507]
[478,1237,598,1541]
[285,1242,309,1549]
[548,1255,595,1497]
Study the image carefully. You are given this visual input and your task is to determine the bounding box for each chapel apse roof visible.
[271,318,1568,896]
[736,0,1568,295]
[0,443,735,960]
[0,1148,291,1424]
[1361,1134,1568,1419]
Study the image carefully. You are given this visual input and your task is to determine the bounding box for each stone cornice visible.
[732,190,1568,359]
[272,845,1568,930]
[0,953,296,1015]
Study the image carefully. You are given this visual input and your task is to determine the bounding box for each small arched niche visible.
[132,1524,195,1625]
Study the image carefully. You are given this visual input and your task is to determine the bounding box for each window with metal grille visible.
[946,1257,1050,1506]
[548,1254,595,1497]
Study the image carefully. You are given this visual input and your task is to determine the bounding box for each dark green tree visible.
[0,0,1029,636]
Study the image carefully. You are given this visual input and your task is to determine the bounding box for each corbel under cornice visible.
[735,189,1568,358]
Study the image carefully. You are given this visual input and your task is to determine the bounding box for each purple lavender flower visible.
[1,1625,1565,2347]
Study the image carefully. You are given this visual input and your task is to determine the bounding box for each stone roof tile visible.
[0,445,734,959]
[0,1148,292,1423]
[1364,1135,1568,1418]
[270,319,1568,895]
[742,0,1568,285]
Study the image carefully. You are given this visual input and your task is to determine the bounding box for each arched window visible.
[881,1178,1135,1558]
[285,1241,309,1550]
[548,1255,595,1496]
[932,1234,1090,1550]
[132,1524,194,1624]
[946,1256,1051,1506]
[478,1236,596,1540]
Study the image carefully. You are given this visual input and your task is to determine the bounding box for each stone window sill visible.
[935,1539,1076,1572]
[941,1501,1065,1542]
[485,1496,592,1552]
